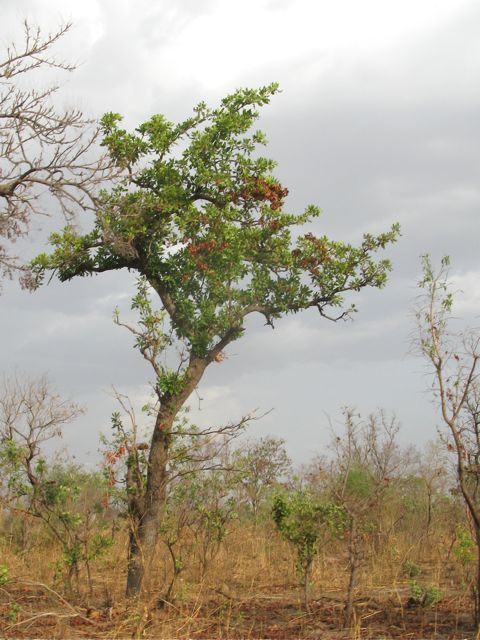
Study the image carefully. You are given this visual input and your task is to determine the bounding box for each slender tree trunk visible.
[85,556,93,598]
[345,521,359,628]
[162,541,181,605]
[345,560,358,628]
[475,526,480,630]
[126,408,172,596]
[303,559,313,612]
[126,526,144,597]
[426,487,433,538]
[458,470,480,629]
[125,356,209,597]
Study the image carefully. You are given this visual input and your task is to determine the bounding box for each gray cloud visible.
[1,1,478,465]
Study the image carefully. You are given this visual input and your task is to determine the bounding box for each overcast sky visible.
[1,0,480,465]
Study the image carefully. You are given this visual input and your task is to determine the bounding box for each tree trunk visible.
[125,356,210,597]
[126,409,172,596]
[475,526,480,631]
[345,520,359,628]
[162,541,181,605]
[303,559,313,612]
[426,486,433,538]
[126,526,144,597]
[345,560,358,628]
[458,471,480,630]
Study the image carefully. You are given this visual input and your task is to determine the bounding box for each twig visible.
[5,610,93,631]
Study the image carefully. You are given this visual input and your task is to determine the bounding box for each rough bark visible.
[303,559,313,612]
[344,521,359,628]
[126,356,209,596]
[126,409,172,596]
[475,527,480,630]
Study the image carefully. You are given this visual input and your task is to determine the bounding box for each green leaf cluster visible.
[453,526,475,566]
[0,565,8,586]
[409,579,442,608]
[342,465,375,500]
[272,489,345,573]
[30,84,399,361]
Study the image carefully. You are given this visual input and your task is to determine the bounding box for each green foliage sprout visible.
[0,565,9,586]
[272,489,345,610]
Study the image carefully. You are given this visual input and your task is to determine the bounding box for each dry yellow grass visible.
[0,516,476,638]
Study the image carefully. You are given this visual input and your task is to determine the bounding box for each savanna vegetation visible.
[0,399,478,639]
[1,21,479,640]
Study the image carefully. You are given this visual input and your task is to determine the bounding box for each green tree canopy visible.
[31,83,399,361]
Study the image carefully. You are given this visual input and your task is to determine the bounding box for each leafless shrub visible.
[0,21,119,286]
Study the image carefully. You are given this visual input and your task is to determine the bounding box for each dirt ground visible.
[0,582,477,639]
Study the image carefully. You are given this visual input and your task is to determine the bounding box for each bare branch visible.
[0,21,121,287]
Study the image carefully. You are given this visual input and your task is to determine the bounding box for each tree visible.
[414,440,450,540]
[30,84,400,595]
[272,488,344,611]
[0,375,112,596]
[330,408,401,627]
[415,255,480,628]
[233,436,291,519]
[0,21,116,286]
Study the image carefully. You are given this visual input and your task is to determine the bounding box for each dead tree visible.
[330,408,401,628]
[0,21,117,285]
[415,255,480,628]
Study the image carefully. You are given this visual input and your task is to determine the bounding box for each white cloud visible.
[123,0,470,96]
[188,383,245,428]
[450,270,480,317]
